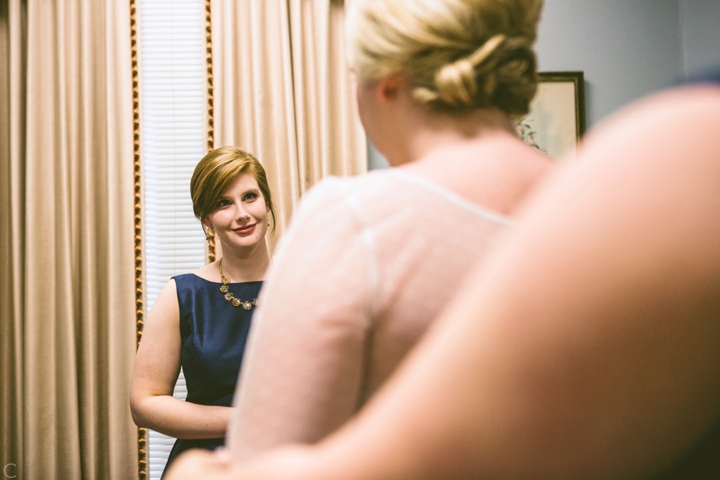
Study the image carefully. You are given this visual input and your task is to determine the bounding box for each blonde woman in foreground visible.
[166,83,720,478]
[217,0,553,465]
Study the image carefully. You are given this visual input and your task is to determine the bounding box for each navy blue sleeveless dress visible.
[162,273,263,476]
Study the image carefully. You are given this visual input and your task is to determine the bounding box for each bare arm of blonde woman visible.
[171,84,720,479]
[130,279,232,439]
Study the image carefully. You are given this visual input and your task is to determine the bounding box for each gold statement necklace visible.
[218,258,260,310]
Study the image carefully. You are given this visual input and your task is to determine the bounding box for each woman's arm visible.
[130,279,232,439]
[226,180,373,461]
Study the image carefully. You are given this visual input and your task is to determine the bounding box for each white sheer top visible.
[230,168,514,460]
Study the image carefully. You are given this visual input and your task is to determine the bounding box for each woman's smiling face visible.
[205,173,270,254]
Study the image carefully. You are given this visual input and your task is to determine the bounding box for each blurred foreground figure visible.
[165,41,720,480]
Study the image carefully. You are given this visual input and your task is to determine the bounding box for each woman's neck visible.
[218,242,271,282]
[385,98,518,167]
[414,116,516,163]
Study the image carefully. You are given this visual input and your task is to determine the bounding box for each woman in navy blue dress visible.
[130,146,276,476]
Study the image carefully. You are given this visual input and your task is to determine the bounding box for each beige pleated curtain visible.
[0,1,138,478]
[1,0,366,477]
[212,0,367,249]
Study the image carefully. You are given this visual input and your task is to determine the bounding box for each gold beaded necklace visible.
[218,258,260,310]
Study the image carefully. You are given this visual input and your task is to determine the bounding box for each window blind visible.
[138,1,206,478]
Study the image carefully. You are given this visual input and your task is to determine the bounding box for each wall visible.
[536,0,684,128]
[679,0,720,75]
[537,0,720,128]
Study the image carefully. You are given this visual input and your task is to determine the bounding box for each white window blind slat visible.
[138,1,206,478]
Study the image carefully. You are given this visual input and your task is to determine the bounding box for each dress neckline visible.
[189,273,263,286]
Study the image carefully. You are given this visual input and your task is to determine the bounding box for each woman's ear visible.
[203,218,211,228]
[378,73,406,101]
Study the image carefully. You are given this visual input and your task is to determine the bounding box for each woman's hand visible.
[164,448,234,480]
[165,446,321,480]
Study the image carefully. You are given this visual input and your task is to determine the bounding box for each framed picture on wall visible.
[515,71,586,160]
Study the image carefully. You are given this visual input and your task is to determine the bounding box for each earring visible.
[203,222,214,240]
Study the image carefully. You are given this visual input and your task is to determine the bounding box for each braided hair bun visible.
[346,0,543,116]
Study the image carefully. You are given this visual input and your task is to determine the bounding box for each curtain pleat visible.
[288,0,366,186]
[212,0,366,251]
[0,1,137,478]
[1,1,26,477]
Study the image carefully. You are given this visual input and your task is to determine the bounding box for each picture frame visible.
[516,71,586,160]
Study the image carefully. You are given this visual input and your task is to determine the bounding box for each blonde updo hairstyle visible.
[190,146,276,238]
[346,0,543,116]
